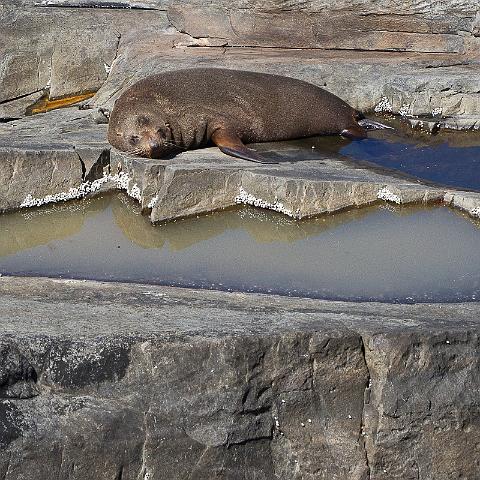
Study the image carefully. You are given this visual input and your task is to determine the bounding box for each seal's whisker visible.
[127,147,145,155]
[164,141,185,151]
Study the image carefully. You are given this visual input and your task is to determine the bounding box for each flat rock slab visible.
[1,107,479,221]
[0,275,480,479]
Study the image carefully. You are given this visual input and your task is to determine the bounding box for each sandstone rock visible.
[0,109,110,212]
[444,190,480,219]
[89,30,480,127]
[0,275,480,479]
[0,3,169,117]
[1,0,479,123]
[2,107,479,222]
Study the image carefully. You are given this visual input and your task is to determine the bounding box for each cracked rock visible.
[1,276,480,479]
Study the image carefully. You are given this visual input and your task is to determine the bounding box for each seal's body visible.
[108,68,368,163]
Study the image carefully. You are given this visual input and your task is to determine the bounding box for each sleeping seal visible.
[108,68,381,164]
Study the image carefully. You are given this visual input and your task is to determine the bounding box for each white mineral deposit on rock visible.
[399,103,412,117]
[234,187,299,218]
[147,196,159,209]
[274,417,280,429]
[19,172,140,209]
[374,96,393,113]
[128,183,142,201]
[377,187,402,204]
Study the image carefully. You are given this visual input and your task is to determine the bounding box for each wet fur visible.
[108,68,366,159]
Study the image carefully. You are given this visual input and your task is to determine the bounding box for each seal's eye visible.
[136,115,150,127]
[129,135,140,145]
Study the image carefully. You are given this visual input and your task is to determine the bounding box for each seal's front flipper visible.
[341,124,368,140]
[211,128,278,164]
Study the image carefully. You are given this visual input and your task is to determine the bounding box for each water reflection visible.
[0,196,110,257]
[263,116,480,191]
[112,193,378,250]
[1,193,479,303]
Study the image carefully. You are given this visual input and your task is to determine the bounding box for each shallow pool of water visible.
[263,117,480,191]
[1,194,479,303]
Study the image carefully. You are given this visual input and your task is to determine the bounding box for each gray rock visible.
[1,1,479,124]
[0,109,110,212]
[1,107,479,222]
[0,3,169,117]
[89,29,480,127]
[444,190,480,219]
[0,275,480,479]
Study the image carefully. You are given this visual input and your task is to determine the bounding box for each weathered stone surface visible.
[0,275,480,479]
[363,332,480,479]
[2,107,479,222]
[0,2,169,116]
[1,0,479,123]
[444,190,480,218]
[87,29,480,128]
[0,109,110,212]
[29,0,480,54]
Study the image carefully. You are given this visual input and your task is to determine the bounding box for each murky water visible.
[258,117,480,191]
[1,193,480,303]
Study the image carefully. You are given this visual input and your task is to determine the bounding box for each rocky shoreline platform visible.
[1,275,480,479]
[1,0,480,478]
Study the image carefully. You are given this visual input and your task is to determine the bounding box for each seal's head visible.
[108,107,177,159]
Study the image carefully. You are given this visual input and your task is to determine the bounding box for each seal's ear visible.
[211,128,278,164]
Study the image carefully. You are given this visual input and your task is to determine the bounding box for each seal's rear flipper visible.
[341,124,368,140]
[212,128,278,164]
[358,118,393,130]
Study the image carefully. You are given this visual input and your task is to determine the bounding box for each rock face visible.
[0,2,169,117]
[1,275,480,479]
[1,107,479,221]
[1,4,480,477]
[1,0,479,124]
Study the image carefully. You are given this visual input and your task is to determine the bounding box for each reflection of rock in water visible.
[0,195,111,257]
[111,192,434,251]
[451,208,480,230]
[112,194,167,250]
[0,190,452,259]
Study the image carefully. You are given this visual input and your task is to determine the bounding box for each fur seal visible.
[108,68,377,164]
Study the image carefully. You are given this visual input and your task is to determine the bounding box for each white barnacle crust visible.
[374,96,393,113]
[471,207,480,218]
[377,186,402,204]
[399,103,412,117]
[19,172,141,209]
[235,187,299,218]
[128,183,141,201]
[147,195,159,209]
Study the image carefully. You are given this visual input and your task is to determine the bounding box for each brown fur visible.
[107,68,366,159]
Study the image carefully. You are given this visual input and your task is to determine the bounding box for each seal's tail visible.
[358,118,393,130]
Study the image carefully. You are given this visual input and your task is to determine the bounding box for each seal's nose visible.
[148,140,161,158]
[149,140,160,151]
